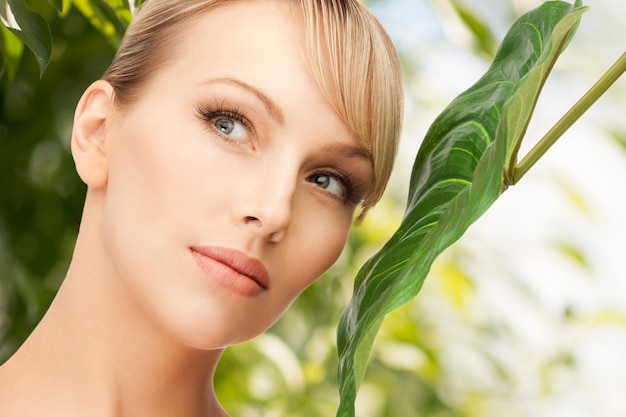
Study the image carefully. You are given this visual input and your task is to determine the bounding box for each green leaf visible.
[335,2,588,416]
[47,0,72,16]
[0,21,24,82]
[72,0,132,49]
[450,0,498,57]
[3,0,53,76]
[47,0,63,12]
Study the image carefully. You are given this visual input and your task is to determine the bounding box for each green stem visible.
[513,51,626,183]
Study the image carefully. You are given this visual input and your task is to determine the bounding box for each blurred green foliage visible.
[0,2,115,360]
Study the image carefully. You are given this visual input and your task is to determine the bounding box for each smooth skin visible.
[0,1,374,416]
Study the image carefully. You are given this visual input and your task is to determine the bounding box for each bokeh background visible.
[1,1,625,416]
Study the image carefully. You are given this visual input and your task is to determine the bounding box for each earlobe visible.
[71,80,115,188]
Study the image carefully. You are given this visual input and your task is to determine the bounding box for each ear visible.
[71,80,115,188]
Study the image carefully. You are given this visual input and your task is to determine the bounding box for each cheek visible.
[98,116,199,301]
[284,211,353,295]
[313,227,350,276]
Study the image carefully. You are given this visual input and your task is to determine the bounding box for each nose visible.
[243,214,287,243]
[235,162,296,243]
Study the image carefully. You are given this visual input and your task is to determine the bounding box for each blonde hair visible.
[102,0,403,216]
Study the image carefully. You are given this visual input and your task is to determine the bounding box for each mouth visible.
[190,246,270,296]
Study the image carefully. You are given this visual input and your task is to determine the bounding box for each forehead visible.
[130,1,360,146]
[166,1,308,92]
[177,1,302,60]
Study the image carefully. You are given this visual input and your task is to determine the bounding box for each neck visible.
[0,194,227,417]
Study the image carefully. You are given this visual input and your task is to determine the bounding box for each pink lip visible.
[190,246,269,297]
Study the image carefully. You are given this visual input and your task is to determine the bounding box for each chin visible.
[158,312,270,351]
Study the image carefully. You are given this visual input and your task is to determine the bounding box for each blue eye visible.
[214,116,248,140]
[196,103,251,143]
[310,173,346,198]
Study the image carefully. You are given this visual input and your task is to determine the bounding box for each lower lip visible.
[191,249,264,297]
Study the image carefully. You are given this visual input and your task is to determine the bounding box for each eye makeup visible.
[193,96,370,207]
[194,101,255,144]
[307,169,362,205]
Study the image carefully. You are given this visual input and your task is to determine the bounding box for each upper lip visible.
[189,245,270,289]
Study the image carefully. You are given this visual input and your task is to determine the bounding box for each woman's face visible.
[99,0,373,348]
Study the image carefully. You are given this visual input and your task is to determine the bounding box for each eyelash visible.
[313,169,360,205]
[195,102,253,140]
[195,102,361,205]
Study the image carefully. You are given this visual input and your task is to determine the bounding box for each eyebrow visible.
[324,143,372,164]
[201,77,372,166]
[201,77,284,125]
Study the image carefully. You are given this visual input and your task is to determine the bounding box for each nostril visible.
[268,231,284,243]
[242,213,288,243]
